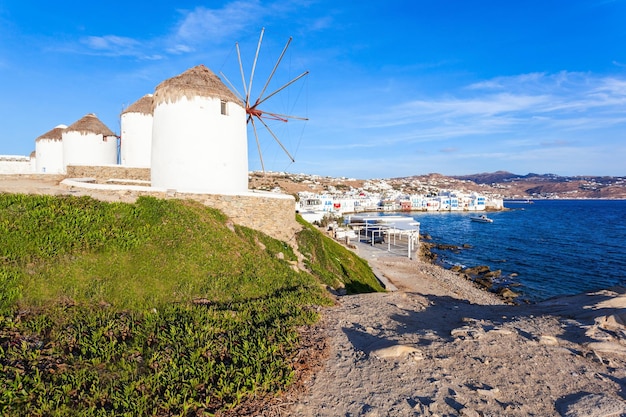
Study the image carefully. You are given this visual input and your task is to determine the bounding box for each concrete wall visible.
[0,156,32,174]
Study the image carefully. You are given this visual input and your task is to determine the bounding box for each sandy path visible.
[287,244,626,417]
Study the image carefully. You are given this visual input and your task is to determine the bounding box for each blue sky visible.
[1,0,625,179]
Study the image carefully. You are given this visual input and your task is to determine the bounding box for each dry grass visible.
[153,64,242,109]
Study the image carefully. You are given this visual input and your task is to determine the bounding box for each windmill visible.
[220,28,309,173]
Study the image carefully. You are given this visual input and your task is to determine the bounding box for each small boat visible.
[470,214,493,223]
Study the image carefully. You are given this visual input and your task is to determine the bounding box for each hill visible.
[249,171,626,199]
[0,193,382,416]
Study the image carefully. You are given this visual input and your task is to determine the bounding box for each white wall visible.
[151,96,247,193]
[62,132,118,170]
[0,155,32,174]
[120,112,153,168]
[35,139,65,173]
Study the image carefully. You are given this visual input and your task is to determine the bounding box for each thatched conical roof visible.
[66,114,116,137]
[35,124,67,142]
[122,94,154,116]
[152,65,242,109]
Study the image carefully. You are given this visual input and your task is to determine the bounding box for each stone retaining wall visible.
[60,166,300,244]
[176,191,300,244]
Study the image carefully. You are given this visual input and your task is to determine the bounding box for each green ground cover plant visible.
[0,193,379,416]
[296,216,385,294]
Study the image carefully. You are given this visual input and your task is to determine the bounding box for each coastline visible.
[284,240,626,417]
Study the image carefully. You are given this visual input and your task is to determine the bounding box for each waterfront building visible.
[467,193,486,211]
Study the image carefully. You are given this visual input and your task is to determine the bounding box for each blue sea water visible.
[388,200,626,302]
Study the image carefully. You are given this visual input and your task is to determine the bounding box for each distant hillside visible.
[451,171,559,184]
[450,172,626,199]
[247,171,626,199]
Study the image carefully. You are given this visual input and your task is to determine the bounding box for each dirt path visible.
[287,245,626,417]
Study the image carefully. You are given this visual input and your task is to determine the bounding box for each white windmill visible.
[221,28,309,173]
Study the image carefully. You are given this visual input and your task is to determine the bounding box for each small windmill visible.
[221,28,308,173]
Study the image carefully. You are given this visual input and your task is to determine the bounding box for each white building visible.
[467,193,486,211]
[62,114,118,170]
[35,124,66,174]
[151,65,247,194]
[120,94,153,168]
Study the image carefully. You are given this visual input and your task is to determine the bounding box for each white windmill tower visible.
[150,65,247,194]
[220,28,309,174]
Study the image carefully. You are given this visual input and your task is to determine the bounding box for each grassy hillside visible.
[296,216,385,293]
[0,193,381,416]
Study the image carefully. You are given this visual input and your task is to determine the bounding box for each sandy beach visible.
[284,242,626,417]
[2,176,626,416]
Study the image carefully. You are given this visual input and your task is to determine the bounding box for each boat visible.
[470,214,493,223]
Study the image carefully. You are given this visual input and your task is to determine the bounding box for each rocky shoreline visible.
[419,236,523,302]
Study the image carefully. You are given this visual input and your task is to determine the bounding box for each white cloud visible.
[360,71,626,142]
[173,1,265,45]
[82,35,138,51]
[79,35,147,58]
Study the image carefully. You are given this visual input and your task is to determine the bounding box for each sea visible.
[384,200,626,303]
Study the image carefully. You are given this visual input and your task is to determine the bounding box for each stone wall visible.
[60,168,300,244]
[66,165,151,182]
[170,191,300,245]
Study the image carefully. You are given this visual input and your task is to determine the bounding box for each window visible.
[220,100,228,115]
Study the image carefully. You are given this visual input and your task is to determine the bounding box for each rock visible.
[450,265,463,273]
[474,276,493,290]
[558,393,626,417]
[462,265,491,275]
[596,313,626,331]
[498,287,520,299]
[371,344,423,360]
[451,326,485,340]
[436,243,461,252]
[359,403,379,416]
[539,335,559,346]
[586,341,626,355]
[487,327,515,336]
[483,269,502,278]
[460,407,481,417]
[476,387,500,397]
